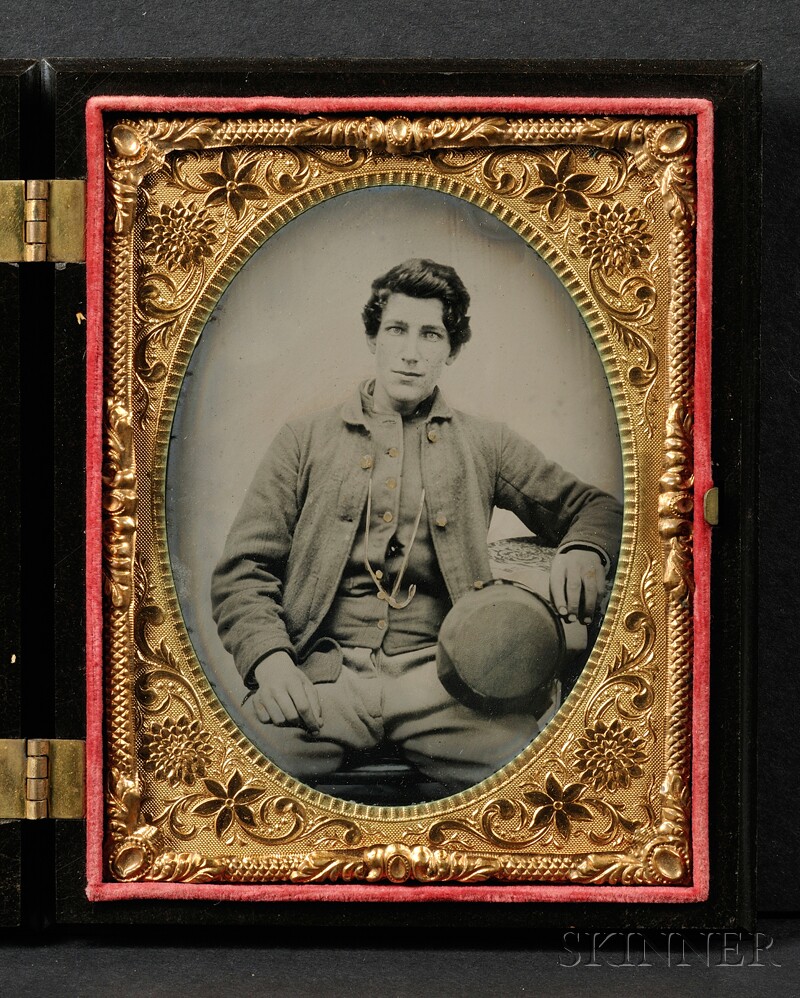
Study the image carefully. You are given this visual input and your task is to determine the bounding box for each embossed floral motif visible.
[523,773,593,842]
[140,201,217,271]
[577,202,653,275]
[101,113,697,887]
[524,151,597,221]
[140,715,214,787]
[200,151,268,219]
[192,770,265,839]
[574,718,648,792]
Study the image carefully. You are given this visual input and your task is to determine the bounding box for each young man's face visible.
[368,293,458,415]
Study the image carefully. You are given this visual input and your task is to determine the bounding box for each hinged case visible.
[5,59,759,932]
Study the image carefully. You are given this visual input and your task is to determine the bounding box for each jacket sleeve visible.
[211,424,301,687]
[494,423,623,568]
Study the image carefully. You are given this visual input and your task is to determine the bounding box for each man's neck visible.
[368,381,436,420]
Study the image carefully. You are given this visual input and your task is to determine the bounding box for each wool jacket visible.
[211,384,623,686]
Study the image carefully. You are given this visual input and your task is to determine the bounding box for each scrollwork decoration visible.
[659,402,694,603]
[427,770,640,854]
[106,768,162,881]
[293,842,503,884]
[148,852,226,883]
[577,205,659,432]
[582,554,658,729]
[569,770,691,885]
[133,554,203,717]
[107,118,218,234]
[148,752,362,851]
[106,113,696,239]
[102,401,137,610]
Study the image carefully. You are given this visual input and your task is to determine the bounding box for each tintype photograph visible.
[165,185,624,805]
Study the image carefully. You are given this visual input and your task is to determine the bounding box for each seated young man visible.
[211,258,622,794]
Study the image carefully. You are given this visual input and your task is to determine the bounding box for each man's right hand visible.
[250,651,322,734]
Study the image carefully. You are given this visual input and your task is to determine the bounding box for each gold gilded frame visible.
[99,108,699,889]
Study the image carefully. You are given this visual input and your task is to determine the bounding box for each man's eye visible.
[423,330,444,340]
[385,325,404,334]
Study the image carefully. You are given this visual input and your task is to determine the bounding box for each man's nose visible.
[402,335,422,362]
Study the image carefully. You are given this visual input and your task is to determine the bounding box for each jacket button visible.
[387,447,399,458]
[377,620,387,630]
[383,511,394,523]
[435,512,448,528]
[385,477,397,489]
[473,580,484,589]
[361,455,373,470]
[427,429,438,443]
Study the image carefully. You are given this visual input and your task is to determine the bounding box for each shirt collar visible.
[340,380,453,429]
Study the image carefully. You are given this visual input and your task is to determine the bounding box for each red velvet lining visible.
[85,97,107,896]
[85,94,713,903]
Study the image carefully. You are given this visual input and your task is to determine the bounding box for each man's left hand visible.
[549,548,606,625]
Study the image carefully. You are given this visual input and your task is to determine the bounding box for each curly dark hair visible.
[362,259,472,351]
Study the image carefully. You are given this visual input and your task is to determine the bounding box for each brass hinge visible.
[0,179,86,262]
[0,739,85,819]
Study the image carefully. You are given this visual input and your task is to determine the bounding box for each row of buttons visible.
[359,432,437,471]
[378,509,448,527]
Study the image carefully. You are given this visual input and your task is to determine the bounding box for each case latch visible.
[703,486,720,526]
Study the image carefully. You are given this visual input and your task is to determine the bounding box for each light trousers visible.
[242,642,543,793]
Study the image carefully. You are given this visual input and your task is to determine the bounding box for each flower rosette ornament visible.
[140,715,215,787]
[140,201,217,271]
[577,202,653,276]
[574,718,648,793]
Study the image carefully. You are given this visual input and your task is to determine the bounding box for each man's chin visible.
[388,387,426,408]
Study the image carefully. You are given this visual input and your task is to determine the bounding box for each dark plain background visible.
[1,1,798,994]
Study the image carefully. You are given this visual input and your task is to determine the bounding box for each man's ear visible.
[446,344,461,365]
[366,334,377,355]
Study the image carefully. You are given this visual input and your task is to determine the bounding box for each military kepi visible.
[436,579,566,713]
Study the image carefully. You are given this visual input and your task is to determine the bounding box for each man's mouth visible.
[394,370,423,378]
